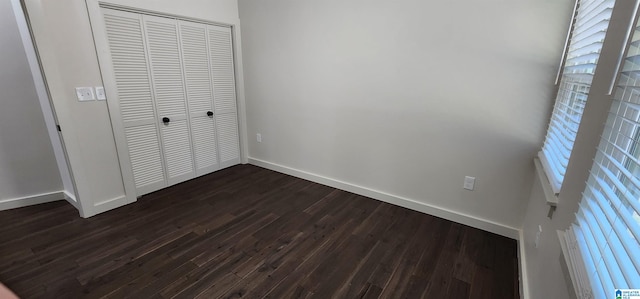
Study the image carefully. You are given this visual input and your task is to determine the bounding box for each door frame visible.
[10,0,83,213]
[85,0,249,199]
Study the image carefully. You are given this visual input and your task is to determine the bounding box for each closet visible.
[102,8,240,196]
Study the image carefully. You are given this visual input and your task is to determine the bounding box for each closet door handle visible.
[207,111,213,117]
[162,117,170,124]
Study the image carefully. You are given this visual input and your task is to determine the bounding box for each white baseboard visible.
[63,190,79,209]
[248,157,520,239]
[518,229,530,299]
[0,191,65,211]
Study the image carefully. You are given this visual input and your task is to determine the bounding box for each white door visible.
[101,9,240,196]
[179,21,220,176]
[103,9,167,195]
[143,15,196,185]
[208,25,241,168]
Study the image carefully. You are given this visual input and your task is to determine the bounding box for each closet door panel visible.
[209,25,240,167]
[179,21,219,175]
[103,9,166,194]
[208,25,237,114]
[144,15,195,184]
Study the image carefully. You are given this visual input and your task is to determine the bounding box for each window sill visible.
[534,157,559,207]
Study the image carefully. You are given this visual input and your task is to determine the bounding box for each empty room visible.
[1,0,639,298]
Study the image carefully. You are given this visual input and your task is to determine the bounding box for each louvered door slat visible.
[103,9,166,194]
[144,15,195,184]
[180,21,219,175]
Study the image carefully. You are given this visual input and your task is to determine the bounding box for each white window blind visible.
[570,13,640,298]
[540,0,616,193]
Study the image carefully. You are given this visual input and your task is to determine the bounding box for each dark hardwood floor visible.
[0,165,519,298]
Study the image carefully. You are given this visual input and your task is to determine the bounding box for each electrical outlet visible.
[257,133,262,143]
[463,176,475,190]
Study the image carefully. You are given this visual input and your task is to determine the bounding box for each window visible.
[539,0,616,193]
[570,11,640,298]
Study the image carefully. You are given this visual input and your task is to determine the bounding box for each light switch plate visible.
[95,86,106,100]
[463,176,475,190]
[75,87,95,102]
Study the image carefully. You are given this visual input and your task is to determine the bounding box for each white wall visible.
[102,0,239,23]
[239,0,574,230]
[520,1,639,297]
[521,174,572,298]
[0,0,63,209]
[11,0,77,205]
[22,0,240,217]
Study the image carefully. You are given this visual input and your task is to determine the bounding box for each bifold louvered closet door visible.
[144,15,197,186]
[102,8,240,196]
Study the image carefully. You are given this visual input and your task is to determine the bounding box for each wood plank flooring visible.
[0,165,520,298]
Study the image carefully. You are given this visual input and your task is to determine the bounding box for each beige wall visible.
[520,1,639,298]
[238,0,574,229]
[23,0,240,216]
[0,0,63,209]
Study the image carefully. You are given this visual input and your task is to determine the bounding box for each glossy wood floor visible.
[0,165,519,298]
